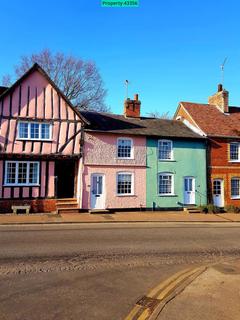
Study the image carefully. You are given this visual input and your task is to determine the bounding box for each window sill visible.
[116,157,134,160]
[3,184,40,187]
[229,160,240,163]
[158,159,176,162]
[158,194,178,197]
[17,139,53,142]
[116,194,136,197]
[231,196,240,200]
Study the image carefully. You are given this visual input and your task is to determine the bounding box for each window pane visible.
[231,179,240,197]
[97,176,103,194]
[29,163,39,184]
[117,174,132,194]
[213,181,221,195]
[92,176,97,195]
[118,139,132,158]
[18,122,28,139]
[41,123,50,139]
[6,162,16,184]
[159,141,172,160]
[30,123,40,139]
[230,144,239,160]
[18,163,27,184]
[159,174,172,194]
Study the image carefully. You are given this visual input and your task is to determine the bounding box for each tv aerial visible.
[125,80,130,99]
[220,57,228,88]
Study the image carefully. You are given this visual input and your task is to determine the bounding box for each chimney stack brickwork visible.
[124,94,141,118]
[208,84,229,113]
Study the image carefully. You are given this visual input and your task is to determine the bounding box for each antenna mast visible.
[220,57,228,88]
[125,80,129,99]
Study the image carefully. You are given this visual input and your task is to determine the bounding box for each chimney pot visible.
[134,94,139,101]
[218,84,223,92]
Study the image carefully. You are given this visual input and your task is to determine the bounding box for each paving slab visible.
[156,260,240,320]
[0,211,239,225]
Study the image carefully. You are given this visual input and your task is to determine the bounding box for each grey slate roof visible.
[80,111,205,139]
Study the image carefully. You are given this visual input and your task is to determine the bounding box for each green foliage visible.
[199,204,222,213]
[224,205,240,213]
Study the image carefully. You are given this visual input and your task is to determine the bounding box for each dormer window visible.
[18,122,52,141]
[230,143,240,162]
[117,138,133,159]
[158,140,173,160]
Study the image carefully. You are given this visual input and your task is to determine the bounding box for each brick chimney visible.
[208,84,229,113]
[124,94,141,118]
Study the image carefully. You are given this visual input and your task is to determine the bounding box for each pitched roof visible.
[179,102,240,138]
[0,63,86,123]
[80,111,205,139]
[0,86,8,95]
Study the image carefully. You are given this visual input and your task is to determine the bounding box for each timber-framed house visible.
[0,63,85,213]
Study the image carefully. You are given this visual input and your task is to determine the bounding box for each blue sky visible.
[1,0,240,116]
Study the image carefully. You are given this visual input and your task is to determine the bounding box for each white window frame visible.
[117,138,134,159]
[116,172,134,196]
[158,139,173,161]
[229,142,240,162]
[4,161,40,186]
[17,121,52,141]
[231,177,240,199]
[158,172,174,196]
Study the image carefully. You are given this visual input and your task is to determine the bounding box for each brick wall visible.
[0,199,56,213]
[210,137,240,206]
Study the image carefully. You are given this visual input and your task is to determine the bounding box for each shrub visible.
[224,205,240,213]
[200,204,222,213]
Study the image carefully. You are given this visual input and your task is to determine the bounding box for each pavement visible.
[125,259,240,320]
[1,210,240,224]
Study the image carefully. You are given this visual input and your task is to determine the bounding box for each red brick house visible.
[0,63,84,213]
[175,84,240,207]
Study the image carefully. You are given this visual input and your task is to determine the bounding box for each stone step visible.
[57,198,77,203]
[57,207,81,214]
[89,209,110,214]
[187,209,201,214]
[56,202,79,208]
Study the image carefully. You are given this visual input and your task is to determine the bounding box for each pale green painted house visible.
[146,138,207,209]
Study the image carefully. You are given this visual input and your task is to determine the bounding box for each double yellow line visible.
[124,266,207,320]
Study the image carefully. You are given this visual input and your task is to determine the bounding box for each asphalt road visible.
[0,222,240,320]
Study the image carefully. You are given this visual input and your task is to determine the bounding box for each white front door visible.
[184,177,195,205]
[90,174,105,209]
[213,179,224,207]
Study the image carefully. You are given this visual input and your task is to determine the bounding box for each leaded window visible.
[18,122,28,139]
[158,173,173,195]
[18,122,51,140]
[230,143,239,161]
[5,161,39,186]
[117,139,132,158]
[231,178,240,198]
[158,140,173,160]
[117,173,133,195]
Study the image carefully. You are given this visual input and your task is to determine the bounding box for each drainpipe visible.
[206,139,211,205]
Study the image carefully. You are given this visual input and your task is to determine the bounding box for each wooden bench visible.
[11,205,30,215]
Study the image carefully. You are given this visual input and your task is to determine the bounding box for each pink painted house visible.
[0,64,84,213]
[80,96,147,211]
